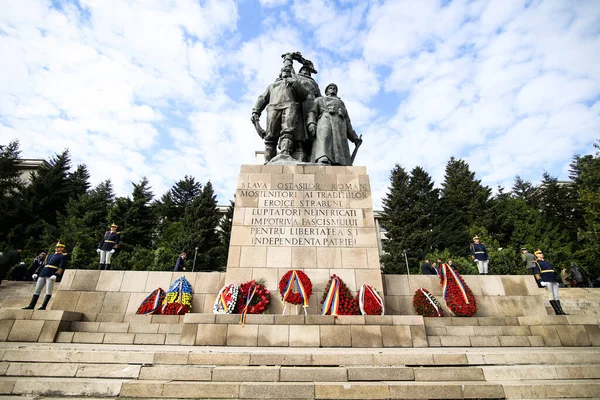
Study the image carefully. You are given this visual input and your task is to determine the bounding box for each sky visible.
[1,0,599,209]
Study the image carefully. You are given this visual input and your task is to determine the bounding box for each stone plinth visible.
[227,165,383,312]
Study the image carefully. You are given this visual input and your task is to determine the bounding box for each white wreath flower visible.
[213,283,239,314]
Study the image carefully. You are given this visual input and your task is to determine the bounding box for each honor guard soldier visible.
[97,223,121,270]
[470,235,489,275]
[533,249,567,315]
[23,241,67,310]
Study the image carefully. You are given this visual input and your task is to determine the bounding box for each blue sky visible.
[1,0,599,208]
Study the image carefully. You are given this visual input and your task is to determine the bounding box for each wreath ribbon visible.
[358,284,385,315]
[321,276,341,315]
[240,282,258,324]
[282,270,310,308]
[420,288,442,317]
[441,263,469,304]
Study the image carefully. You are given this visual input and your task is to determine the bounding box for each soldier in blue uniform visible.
[470,236,489,275]
[23,241,68,310]
[97,223,121,270]
[533,249,567,315]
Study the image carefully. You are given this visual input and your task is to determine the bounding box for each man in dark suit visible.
[421,258,438,275]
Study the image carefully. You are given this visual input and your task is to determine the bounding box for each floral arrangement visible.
[321,274,359,316]
[439,263,477,317]
[279,270,312,308]
[161,276,193,315]
[413,288,444,317]
[234,279,271,323]
[136,288,165,315]
[357,284,385,315]
[213,283,239,314]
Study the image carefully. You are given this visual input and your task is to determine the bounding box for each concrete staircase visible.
[0,343,599,399]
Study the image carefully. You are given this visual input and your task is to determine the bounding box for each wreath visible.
[439,263,477,317]
[357,284,384,315]
[279,270,312,307]
[161,276,193,315]
[234,280,271,323]
[136,288,165,315]
[213,283,239,314]
[321,274,359,316]
[413,288,444,317]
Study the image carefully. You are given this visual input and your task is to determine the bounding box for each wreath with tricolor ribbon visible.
[136,288,166,315]
[439,263,477,317]
[279,270,312,313]
[161,276,193,315]
[213,283,239,314]
[357,284,385,315]
[413,288,444,317]
[320,274,359,316]
[234,280,271,323]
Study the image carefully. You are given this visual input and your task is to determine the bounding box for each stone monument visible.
[226,52,382,314]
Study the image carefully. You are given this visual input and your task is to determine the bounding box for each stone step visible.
[500,379,600,399]
[0,376,124,397]
[427,335,544,347]
[426,325,534,336]
[58,331,181,345]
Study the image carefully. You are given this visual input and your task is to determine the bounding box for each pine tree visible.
[436,157,491,257]
[512,175,535,204]
[178,181,224,271]
[0,140,24,245]
[219,199,235,250]
[67,164,91,199]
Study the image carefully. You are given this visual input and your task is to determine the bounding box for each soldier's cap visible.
[520,247,528,251]
[55,241,65,248]
[325,83,338,93]
[534,249,543,255]
[110,223,118,228]
[472,235,480,241]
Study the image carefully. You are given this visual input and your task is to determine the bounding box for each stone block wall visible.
[384,274,549,317]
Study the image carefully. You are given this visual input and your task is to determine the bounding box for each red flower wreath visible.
[279,270,312,306]
[234,280,271,314]
[357,284,384,315]
[321,274,359,316]
[439,263,477,317]
[413,288,444,317]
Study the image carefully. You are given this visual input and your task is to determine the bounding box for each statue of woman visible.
[307,83,362,165]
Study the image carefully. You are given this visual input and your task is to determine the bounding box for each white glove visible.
[50,275,57,281]
[32,274,38,280]
[96,249,101,253]
[539,281,547,287]
[109,249,116,254]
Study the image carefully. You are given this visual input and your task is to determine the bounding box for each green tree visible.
[512,175,536,204]
[436,157,491,257]
[0,140,24,246]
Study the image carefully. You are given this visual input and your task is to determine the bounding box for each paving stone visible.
[55,331,74,343]
[280,367,347,382]
[6,362,78,377]
[450,317,479,326]
[75,292,105,314]
[427,336,442,346]
[162,382,239,398]
[501,325,532,336]
[212,366,279,382]
[364,316,393,325]
[446,325,475,336]
[462,383,505,399]
[289,325,320,347]
[499,336,531,346]
[315,382,388,399]
[95,271,125,292]
[153,352,190,365]
[470,336,501,347]
[94,313,125,322]
[392,315,425,326]
[227,324,258,346]
[12,378,122,397]
[157,324,183,334]
[388,382,463,399]
[432,353,468,365]
[381,326,412,347]
[555,365,600,379]
[128,323,159,334]
[482,365,557,380]
[555,325,592,346]
[182,314,215,324]
[410,325,428,347]
[473,325,502,336]
[31,310,81,321]
[274,315,305,325]
[98,322,129,333]
[150,315,180,324]
[193,324,225,346]
[0,320,14,341]
[123,314,152,323]
[188,352,250,366]
[305,315,335,325]
[440,335,471,347]
[72,332,104,344]
[413,366,484,381]
[257,324,289,346]
[585,324,600,346]
[120,381,165,398]
[70,270,101,291]
[312,353,374,366]
[102,333,135,344]
[38,320,61,343]
[374,353,435,366]
[215,314,239,324]
[351,325,382,347]
[320,325,351,347]
[244,314,274,325]
[477,317,507,326]
[139,365,211,381]
[529,325,562,346]
[528,335,545,346]
[134,333,165,345]
[240,382,314,399]
[7,320,44,342]
[334,315,365,325]
[70,322,100,332]
[250,353,312,366]
[76,364,141,378]
[347,366,413,381]
[100,292,130,314]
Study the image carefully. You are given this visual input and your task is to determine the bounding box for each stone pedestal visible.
[226,164,383,314]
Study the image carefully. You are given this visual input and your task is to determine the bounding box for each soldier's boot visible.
[556,300,568,315]
[98,263,104,270]
[264,144,276,163]
[280,138,294,156]
[38,295,52,310]
[104,264,111,271]
[23,294,40,310]
[549,300,560,315]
